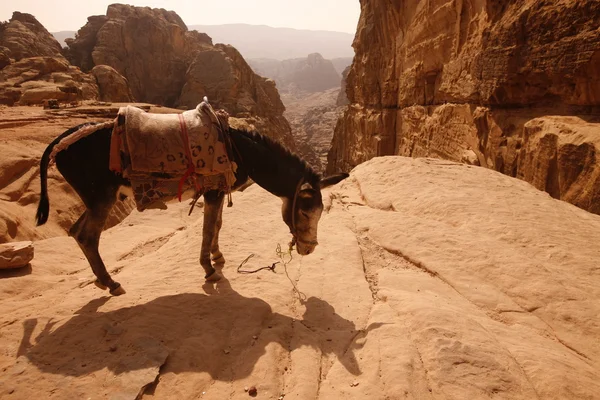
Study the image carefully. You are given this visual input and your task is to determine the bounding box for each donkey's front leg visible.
[201,190,225,281]
[211,197,225,264]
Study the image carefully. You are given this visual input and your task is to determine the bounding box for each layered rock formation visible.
[64,4,294,147]
[0,13,97,106]
[0,12,64,61]
[0,13,134,106]
[91,65,133,102]
[328,0,600,214]
[179,44,294,149]
[0,57,99,106]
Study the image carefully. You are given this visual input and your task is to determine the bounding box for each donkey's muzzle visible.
[296,238,318,256]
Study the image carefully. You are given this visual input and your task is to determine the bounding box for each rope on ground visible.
[278,242,307,303]
[236,253,278,274]
[236,241,307,302]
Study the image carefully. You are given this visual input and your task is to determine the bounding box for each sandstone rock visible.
[91,65,134,102]
[64,15,109,72]
[328,0,600,214]
[336,66,350,106]
[0,12,64,61]
[0,241,33,269]
[180,44,295,149]
[0,46,10,70]
[65,5,293,149]
[2,156,600,398]
[0,57,99,106]
[67,5,211,105]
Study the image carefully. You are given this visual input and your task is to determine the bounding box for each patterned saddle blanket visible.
[109,100,237,211]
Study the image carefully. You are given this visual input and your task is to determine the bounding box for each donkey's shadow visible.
[19,278,381,381]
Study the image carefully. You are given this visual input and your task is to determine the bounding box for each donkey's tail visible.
[35,123,96,226]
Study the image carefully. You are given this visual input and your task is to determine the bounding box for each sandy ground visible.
[1,156,599,399]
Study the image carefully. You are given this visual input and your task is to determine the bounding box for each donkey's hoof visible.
[94,280,108,290]
[109,284,126,296]
[205,270,222,282]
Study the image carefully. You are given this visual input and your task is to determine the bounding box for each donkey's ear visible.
[320,173,349,188]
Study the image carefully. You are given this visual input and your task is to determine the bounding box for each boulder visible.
[0,57,99,106]
[0,241,33,269]
[91,65,134,102]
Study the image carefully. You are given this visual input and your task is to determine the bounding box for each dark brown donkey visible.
[35,122,348,296]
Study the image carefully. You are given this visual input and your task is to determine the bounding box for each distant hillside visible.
[53,24,354,60]
[248,53,347,93]
[188,24,354,60]
[51,30,75,46]
[331,57,354,75]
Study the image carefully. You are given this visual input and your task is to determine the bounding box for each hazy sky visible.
[0,0,361,33]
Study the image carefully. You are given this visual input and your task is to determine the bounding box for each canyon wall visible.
[328,0,600,214]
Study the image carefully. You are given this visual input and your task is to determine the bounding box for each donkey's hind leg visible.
[70,199,125,296]
[201,190,225,281]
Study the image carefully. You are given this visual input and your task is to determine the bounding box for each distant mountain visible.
[249,53,343,93]
[51,31,75,46]
[331,57,354,75]
[53,23,355,60]
[188,24,354,60]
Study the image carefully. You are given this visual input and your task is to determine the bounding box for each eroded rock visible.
[0,12,64,61]
[0,241,33,269]
[91,65,134,102]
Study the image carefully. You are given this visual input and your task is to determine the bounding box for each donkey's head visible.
[282,173,349,255]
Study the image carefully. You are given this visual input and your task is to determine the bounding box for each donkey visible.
[35,121,348,296]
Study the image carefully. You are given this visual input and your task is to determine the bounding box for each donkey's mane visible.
[232,127,321,185]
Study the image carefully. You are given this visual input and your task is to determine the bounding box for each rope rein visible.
[236,241,307,302]
[234,175,307,301]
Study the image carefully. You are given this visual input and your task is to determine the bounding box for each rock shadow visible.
[19,278,380,382]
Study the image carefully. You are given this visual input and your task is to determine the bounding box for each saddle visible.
[109,100,237,211]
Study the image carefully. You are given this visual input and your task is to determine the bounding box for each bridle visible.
[290,177,319,250]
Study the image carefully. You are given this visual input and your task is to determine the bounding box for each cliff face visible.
[328,0,600,214]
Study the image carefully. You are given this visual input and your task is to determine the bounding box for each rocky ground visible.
[1,157,599,399]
